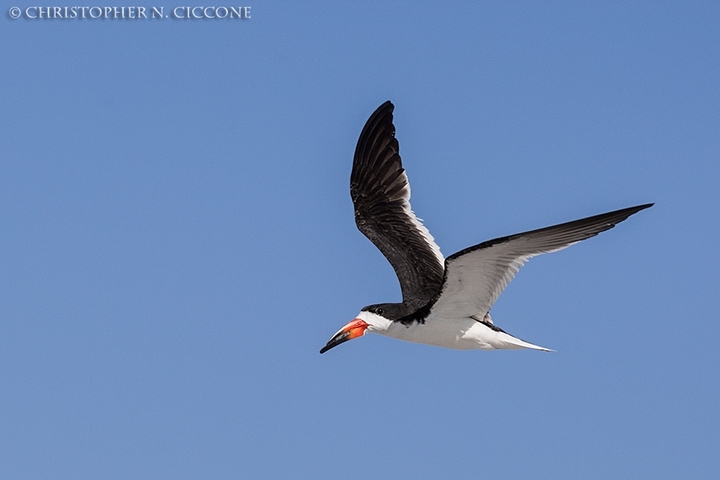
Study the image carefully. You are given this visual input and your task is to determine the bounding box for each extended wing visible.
[428,204,653,320]
[351,102,445,309]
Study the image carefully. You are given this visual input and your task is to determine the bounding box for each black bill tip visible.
[319,331,350,354]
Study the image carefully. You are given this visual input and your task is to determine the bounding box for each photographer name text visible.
[8,5,251,20]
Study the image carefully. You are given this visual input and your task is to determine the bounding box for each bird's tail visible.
[495,330,554,352]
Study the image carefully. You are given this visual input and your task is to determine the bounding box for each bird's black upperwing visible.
[350,102,445,309]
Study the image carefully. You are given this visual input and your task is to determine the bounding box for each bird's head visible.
[319,305,395,354]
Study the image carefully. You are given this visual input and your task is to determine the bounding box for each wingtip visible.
[371,101,394,118]
[622,202,654,219]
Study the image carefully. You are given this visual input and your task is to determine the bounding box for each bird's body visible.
[356,310,549,351]
[320,101,651,354]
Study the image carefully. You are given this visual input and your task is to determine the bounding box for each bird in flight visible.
[320,101,651,354]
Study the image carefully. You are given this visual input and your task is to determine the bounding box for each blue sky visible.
[1,2,718,478]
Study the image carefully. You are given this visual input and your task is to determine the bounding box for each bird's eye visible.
[376,307,383,315]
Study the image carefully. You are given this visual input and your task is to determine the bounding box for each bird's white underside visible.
[356,310,551,351]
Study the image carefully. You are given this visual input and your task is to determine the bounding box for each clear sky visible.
[1,2,719,478]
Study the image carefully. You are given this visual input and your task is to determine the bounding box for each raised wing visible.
[351,101,445,309]
[428,204,653,320]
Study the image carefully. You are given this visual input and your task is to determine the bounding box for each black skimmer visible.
[320,101,652,354]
